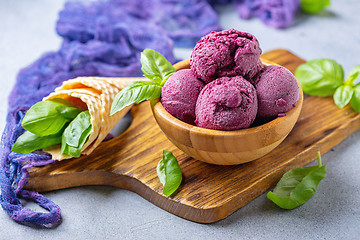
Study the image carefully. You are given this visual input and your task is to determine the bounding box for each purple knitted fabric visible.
[208,0,300,28]
[0,0,222,227]
[0,107,61,227]
[235,0,300,28]
[56,0,221,47]
[207,0,233,4]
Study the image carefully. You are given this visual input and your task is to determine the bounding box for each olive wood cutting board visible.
[27,49,360,223]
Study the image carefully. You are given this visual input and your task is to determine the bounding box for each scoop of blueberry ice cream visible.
[190,28,263,83]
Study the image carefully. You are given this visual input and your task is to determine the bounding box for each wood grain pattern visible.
[27,49,360,223]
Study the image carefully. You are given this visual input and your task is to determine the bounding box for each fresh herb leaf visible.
[63,110,92,147]
[61,126,91,158]
[22,100,68,136]
[300,0,330,14]
[333,85,354,108]
[157,150,182,196]
[22,99,82,136]
[295,59,344,97]
[61,111,92,158]
[296,59,360,113]
[345,64,360,86]
[140,49,175,86]
[350,84,360,112]
[11,131,61,154]
[111,49,175,115]
[110,81,162,116]
[52,98,83,119]
[267,151,326,209]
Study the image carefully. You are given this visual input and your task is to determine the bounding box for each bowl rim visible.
[152,59,304,137]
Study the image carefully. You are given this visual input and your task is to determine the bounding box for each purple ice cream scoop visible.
[255,65,299,119]
[161,69,205,124]
[190,29,263,83]
[195,76,258,130]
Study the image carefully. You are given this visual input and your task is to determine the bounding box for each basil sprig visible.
[300,0,330,14]
[61,111,92,158]
[22,98,82,136]
[295,60,360,112]
[267,151,326,209]
[110,81,162,116]
[110,49,175,116]
[157,150,182,196]
[12,99,92,159]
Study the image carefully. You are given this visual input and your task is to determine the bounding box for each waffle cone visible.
[43,77,142,160]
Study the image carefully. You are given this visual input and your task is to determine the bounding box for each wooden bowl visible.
[150,59,303,165]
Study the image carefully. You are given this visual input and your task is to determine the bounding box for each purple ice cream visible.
[255,65,299,119]
[190,29,263,83]
[161,69,205,124]
[195,76,258,130]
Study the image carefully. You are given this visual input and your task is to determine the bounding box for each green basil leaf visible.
[22,99,81,136]
[350,84,360,112]
[345,64,360,86]
[295,59,344,97]
[300,0,330,14]
[157,160,166,186]
[110,81,162,115]
[63,111,92,147]
[52,98,83,119]
[157,150,182,196]
[267,151,326,209]
[11,131,61,154]
[61,111,92,158]
[333,85,354,108]
[61,126,91,158]
[22,101,68,136]
[140,49,175,86]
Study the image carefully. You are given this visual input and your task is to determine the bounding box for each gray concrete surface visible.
[1,0,360,239]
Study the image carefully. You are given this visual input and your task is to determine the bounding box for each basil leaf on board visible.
[295,59,344,97]
[140,49,175,86]
[61,111,92,158]
[267,151,326,209]
[22,99,81,136]
[345,64,360,86]
[300,0,330,14]
[333,85,354,108]
[110,81,162,115]
[350,84,360,112]
[157,150,182,196]
[11,131,61,155]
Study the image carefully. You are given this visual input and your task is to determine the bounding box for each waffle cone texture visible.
[43,77,140,160]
